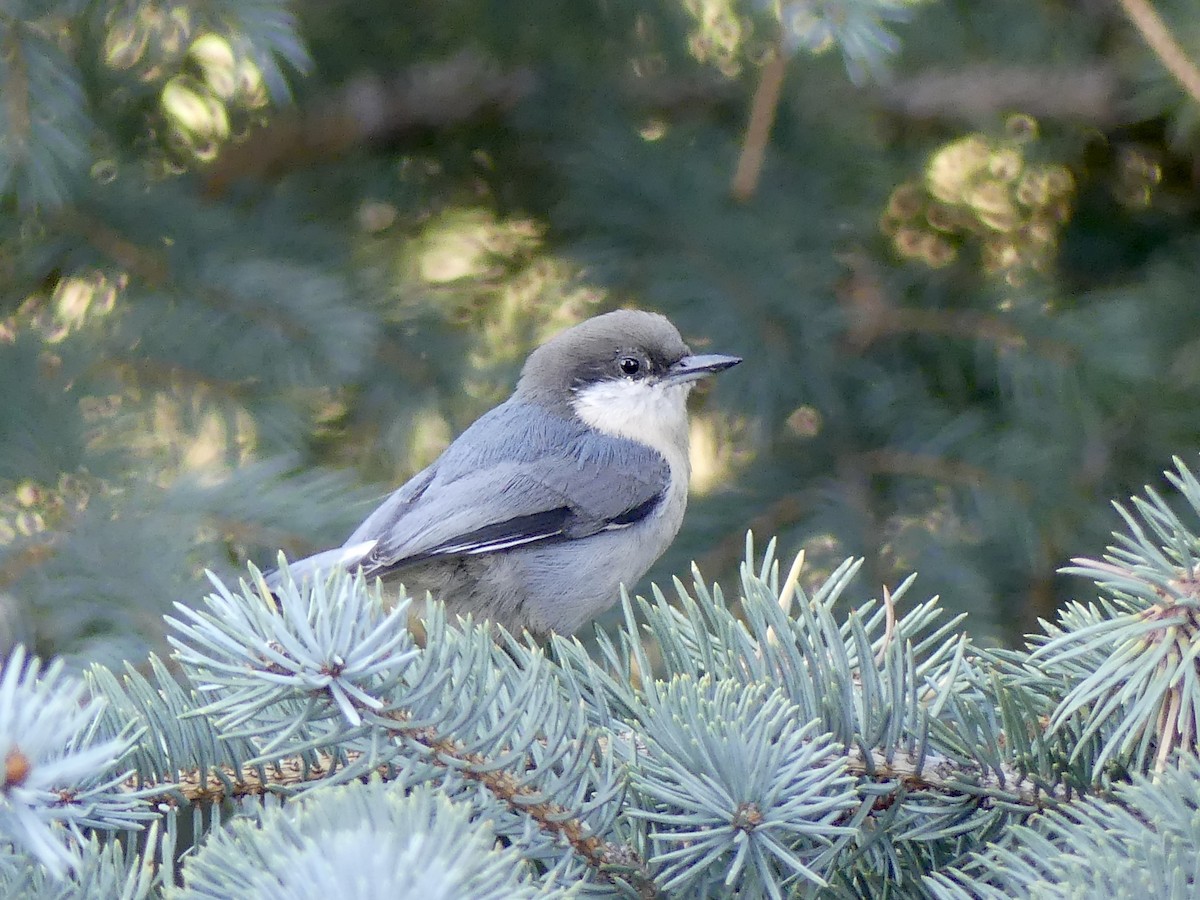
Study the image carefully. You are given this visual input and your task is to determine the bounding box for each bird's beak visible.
[663,353,742,385]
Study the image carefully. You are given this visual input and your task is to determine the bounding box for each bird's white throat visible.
[571,378,692,479]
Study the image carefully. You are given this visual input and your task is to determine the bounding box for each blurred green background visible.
[4,0,1200,665]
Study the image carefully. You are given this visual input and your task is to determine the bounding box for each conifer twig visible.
[843,747,1062,808]
[1118,0,1200,105]
[203,50,535,194]
[122,741,1060,816]
[731,44,788,202]
[55,208,170,286]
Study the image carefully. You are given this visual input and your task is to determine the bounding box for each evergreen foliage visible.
[7,456,1200,895]
[6,0,1200,662]
[6,0,1200,894]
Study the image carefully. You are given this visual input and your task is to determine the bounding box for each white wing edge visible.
[268,539,379,586]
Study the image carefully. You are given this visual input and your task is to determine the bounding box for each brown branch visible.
[396,715,621,877]
[844,746,1061,808]
[1024,566,1060,638]
[1118,0,1200,105]
[876,64,1119,125]
[122,726,1058,866]
[2,29,30,153]
[849,305,1077,365]
[122,706,655,894]
[730,45,788,202]
[1154,683,1182,774]
[53,208,170,287]
[203,53,737,196]
[836,250,1077,364]
[203,50,535,195]
[124,752,336,804]
[131,729,1060,816]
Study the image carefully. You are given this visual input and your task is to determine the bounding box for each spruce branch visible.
[769,0,930,83]
[1036,457,1200,777]
[629,677,860,895]
[836,257,1077,363]
[842,745,1057,808]
[143,546,1069,896]
[115,728,653,894]
[0,21,92,209]
[202,50,742,195]
[929,757,1200,898]
[175,782,555,900]
[167,564,417,733]
[372,705,651,890]
[54,207,170,287]
[38,467,1200,895]
[161,566,652,892]
[114,738,1056,817]
[120,748,352,805]
[1119,0,1200,105]
[0,647,151,877]
[583,544,1069,890]
[0,818,169,899]
[19,519,1178,893]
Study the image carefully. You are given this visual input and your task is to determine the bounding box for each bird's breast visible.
[571,379,692,469]
[571,377,692,546]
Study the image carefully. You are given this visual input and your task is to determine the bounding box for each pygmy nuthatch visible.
[269,309,741,636]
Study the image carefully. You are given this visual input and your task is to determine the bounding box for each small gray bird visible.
[269,310,740,636]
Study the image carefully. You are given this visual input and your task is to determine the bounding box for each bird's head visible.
[515,309,741,454]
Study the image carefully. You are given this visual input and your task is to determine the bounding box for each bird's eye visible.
[618,356,641,377]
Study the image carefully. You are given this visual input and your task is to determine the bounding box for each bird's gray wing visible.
[349,403,671,579]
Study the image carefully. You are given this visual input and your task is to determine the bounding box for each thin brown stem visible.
[1118,0,1200,105]
[731,45,788,202]
[1154,683,1182,775]
[124,738,1059,816]
[54,208,170,287]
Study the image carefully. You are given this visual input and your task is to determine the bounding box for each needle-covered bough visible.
[8,460,1200,896]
